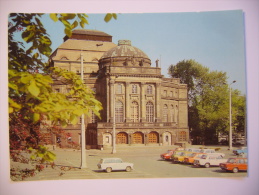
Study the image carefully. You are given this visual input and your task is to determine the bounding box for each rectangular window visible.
[132,84,137,94]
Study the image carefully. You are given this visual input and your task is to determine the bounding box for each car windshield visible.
[227,158,236,163]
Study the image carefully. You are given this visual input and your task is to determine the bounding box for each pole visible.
[229,80,236,151]
[112,77,116,154]
[229,85,233,150]
[80,51,87,168]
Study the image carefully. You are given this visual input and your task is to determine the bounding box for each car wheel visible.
[106,167,112,173]
[232,167,239,173]
[204,163,210,168]
[126,166,132,172]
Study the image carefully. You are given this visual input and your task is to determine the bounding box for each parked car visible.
[184,153,206,164]
[200,149,216,153]
[171,151,186,162]
[185,148,203,153]
[233,138,245,145]
[173,151,194,163]
[160,150,175,160]
[233,147,247,155]
[220,158,248,173]
[193,153,227,168]
[97,158,134,173]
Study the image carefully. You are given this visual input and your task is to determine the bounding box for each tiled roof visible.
[71,29,112,37]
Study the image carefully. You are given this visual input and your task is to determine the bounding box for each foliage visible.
[9,13,116,180]
[168,60,246,144]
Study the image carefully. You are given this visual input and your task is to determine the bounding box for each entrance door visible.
[132,132,144,144]
[163,132,172,145]
[117,132,128,144]
[148,132,159,143]
[103,133,112,146]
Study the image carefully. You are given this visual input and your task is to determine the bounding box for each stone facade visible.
[48,29,189,148]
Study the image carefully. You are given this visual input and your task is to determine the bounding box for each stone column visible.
[110,79,115,123]
[106,77,110,122]
[155,82,162,122]
[125,82,131,122]
[141,82,146,122]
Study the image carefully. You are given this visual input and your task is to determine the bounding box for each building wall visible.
[48,30,189,148]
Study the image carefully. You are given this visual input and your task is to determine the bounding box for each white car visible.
[97,158,134,173]
[193,153,227,168]
[200,149,216,153]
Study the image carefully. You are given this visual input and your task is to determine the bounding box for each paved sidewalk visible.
[10,145,237,181]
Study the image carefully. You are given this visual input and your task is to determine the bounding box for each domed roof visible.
[101,40,150,59]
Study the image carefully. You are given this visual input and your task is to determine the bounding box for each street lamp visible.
[228,80,236,150]
[80,51,87,168]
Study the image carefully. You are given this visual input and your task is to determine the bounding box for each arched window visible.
[60,56,68,60]
[132,84,138,94]
[131,101,139,122]
[115,101,124,122]
[147,85,153,94]
[163,104,168,122]
[146,102,154,122]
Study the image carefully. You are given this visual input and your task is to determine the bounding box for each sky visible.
[40,11,246,94]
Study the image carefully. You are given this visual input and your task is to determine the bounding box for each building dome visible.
[99,40,151,67]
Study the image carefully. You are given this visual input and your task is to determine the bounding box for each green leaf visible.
[64,28,72,37]
[33,113,40,122]
[50,13,58,22]
[112,13,117,20]
[71,20,78,29]
[104,13,112,23]
[28,80,40,97]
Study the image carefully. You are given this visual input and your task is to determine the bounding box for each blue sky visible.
[40,10,246,94]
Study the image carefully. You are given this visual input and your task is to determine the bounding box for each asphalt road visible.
[16,145,247,181]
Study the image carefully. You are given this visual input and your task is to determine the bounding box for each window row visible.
[115,101,154,122]
[116,84,154,94]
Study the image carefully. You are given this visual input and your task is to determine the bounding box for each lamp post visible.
[80,51,87,168]
[228,80,236,150]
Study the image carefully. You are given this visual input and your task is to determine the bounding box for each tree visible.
[168,60,246,145]
[8,13,117,180]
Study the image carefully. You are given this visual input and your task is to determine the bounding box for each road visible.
[17,145,247,181]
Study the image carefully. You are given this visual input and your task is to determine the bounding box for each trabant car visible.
[173,151,194,163]
[220,158,248,173]
[193,153,227,168]
[97,158,134,173]
[184,153,206,164]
